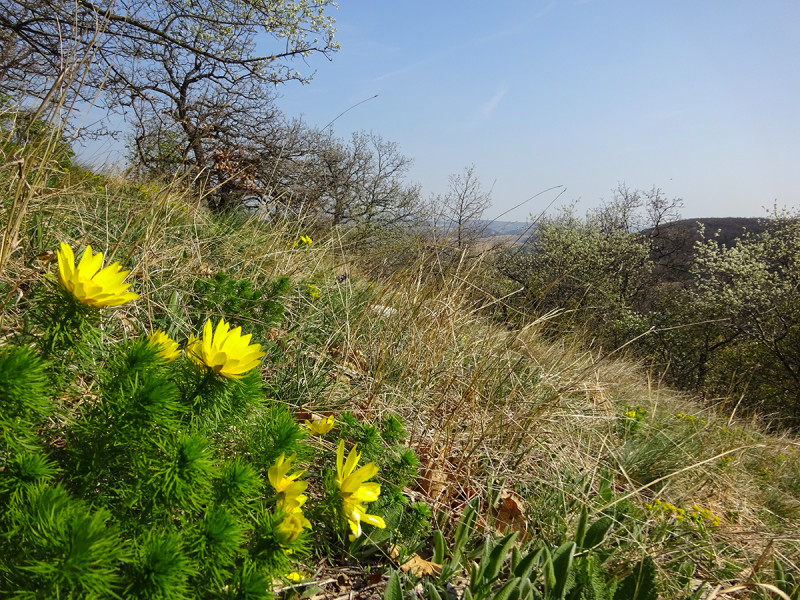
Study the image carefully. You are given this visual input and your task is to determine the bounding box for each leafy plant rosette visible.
[0,242,402,599]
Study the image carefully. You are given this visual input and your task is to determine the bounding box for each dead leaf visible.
[389,545,442,577]
[491,489,530,542]
[294,409,313,423]
[36,250,56,264]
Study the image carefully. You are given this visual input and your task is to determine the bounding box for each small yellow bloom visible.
[307,283,321,300]
[285,570,310,582]
[625,410,637,418]
[300,235,313,245]
[269,453,308,509]
[148,330,181,362]
[304,416,335,435]
[56,243,138,308]
[185,318,265,379]
[335,439,385,539]
[275,510,312,544]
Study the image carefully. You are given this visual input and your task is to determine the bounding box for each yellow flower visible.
[56,243,138,308]
[300,235,313,245]
[275,510,312,544]
[268,453,308,509]
[625,410,637,418]
[304,416,335,435]
[335,439,385,539]
[307,283,321,300]
[185,318,265,379]
[147,330,181,362]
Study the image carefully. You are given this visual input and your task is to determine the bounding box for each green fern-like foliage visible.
[191,272,289,327]
[0,346,51,452]
[1,482,128,599]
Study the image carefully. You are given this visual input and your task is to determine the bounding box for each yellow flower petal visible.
[148,330,181,362]
[351,482,381,503]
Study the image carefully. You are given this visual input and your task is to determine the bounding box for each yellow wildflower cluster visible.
[675,412,707,425]
[306,283,321,300]
[689,503,721,527]
[646,498,720,527]
[645,498,686,520]
[55,241,385,557]
[57,244,265,379]
[289,235,313,249]
[136,182,160,199]
[623,406,646,420]
[144,320,265,379]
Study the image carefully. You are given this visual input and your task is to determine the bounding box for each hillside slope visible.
[1,172,798,598]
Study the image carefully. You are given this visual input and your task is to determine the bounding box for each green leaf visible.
[494,578,522,600]
[542,548,556,595]
[582,517,613,550]
[613,556,657,600]
[301,586,324,599]
[520,577,535,600]
[385,570,403,600]
[485,532,520,582]
[433,530,447,565]
[549,542,576,600]
[773,557,786,587]
[454,499,479,557]
[514,548,542,580]
[425,580,443,600]
[574,506,589,550]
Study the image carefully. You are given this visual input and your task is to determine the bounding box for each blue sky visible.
[274,0,800,222]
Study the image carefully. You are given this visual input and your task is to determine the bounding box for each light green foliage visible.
[2,482,128,599]
[500,204,653,335]
[688,212,800,420]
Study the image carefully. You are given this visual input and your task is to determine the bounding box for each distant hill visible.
[648,217,768,282]
[651,216,767,247]
[478,220,532,237]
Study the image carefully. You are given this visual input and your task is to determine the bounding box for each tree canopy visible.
[1,0,338,208]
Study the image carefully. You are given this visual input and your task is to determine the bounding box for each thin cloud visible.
[480,87,508,118]
[476,0,559,44]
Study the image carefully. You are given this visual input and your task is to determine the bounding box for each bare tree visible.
[430,165,492,249]
[305,130,421,226]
